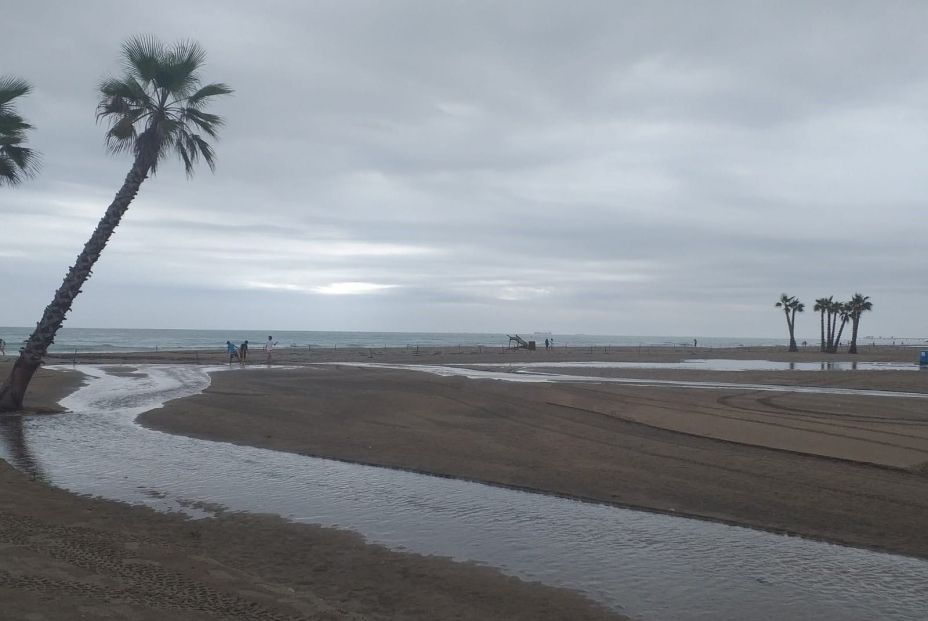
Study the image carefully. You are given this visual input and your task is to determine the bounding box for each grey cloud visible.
[2,1,926,337]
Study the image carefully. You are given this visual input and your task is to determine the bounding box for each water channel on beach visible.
[462,359,922,372]
[329,361,928,399]
[1,364,927,621]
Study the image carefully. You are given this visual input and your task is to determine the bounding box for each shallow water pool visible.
[463,359,920,372]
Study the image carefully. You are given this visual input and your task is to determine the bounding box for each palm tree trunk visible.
[849,316,860,354]
[819,311,825,352]
[833,319,848,353]
[0,152,154,411]
[788,308,799,352]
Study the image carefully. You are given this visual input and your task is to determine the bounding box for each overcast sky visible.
[2,1,926,338]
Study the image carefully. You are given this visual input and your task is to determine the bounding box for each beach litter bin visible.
[528,340,536,351]
[920,351,928,367]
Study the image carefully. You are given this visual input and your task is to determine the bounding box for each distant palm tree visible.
[0,36,232,411]
[775,293,804,352]
[813,297,832,352]
[847,293,873,354]
[0,76,39,186]
[831,302,851,353]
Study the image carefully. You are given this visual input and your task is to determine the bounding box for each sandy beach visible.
[2,344,927,618]
[131,344,928,558]
[0,359,623,621]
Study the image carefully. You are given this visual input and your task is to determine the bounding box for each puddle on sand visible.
[1,364,927,621]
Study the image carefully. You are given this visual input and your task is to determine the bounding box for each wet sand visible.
[133,345,928,558]
[3,345,927,618]
[0,360,623,620]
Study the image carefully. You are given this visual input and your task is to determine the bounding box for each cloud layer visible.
[2,1,926,338]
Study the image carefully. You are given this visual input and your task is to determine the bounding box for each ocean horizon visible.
[0,326,923,354]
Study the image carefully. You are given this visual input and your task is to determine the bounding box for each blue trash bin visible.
[920,351,928,367]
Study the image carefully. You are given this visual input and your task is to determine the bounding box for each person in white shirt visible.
[264,335,277,365]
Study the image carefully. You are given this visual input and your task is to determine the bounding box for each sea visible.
[0,327,921,354]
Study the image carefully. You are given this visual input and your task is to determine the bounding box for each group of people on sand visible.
[226,336,277,366]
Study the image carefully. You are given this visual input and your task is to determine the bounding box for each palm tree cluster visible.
[815,294,873,354]
[778,293,873,355]
[0,36,231,411]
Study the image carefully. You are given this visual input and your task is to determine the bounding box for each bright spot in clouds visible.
[313,282,398,295]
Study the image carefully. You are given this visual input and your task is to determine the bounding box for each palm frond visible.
[104,114,139,154]
[1,144,38,170]
[191,134,216,172]
[144,118,180,173]
[0,112,32,136]
[174,135,193,175]
[184,82,233,108]
[98,77,151,110]
[123,35,165,83]
[172,128,215,176]
[0,155,19,185]
[153,40,206,97]
[0,77,31,106]
[0,75,39,186]
[168,40,207,77]
[182,107,223,137]
[0,147,39,186]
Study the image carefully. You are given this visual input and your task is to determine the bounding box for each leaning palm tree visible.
[826,298,845,353]
[826,298,839,351]
[775,294,804,352]
[847,293,873,354]
[830,302,851,353]
[0,76,39,186]
[0,36,232,411]
[813,297,832,352]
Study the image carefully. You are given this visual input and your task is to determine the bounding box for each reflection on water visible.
[3,364,928,621]
[0,414,45,480]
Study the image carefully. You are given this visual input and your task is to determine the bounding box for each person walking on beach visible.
[240,340,249,364]
[264,336,277,365]
[226,340,240,366]
[545,338,550,351]
[0,338,5,357]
